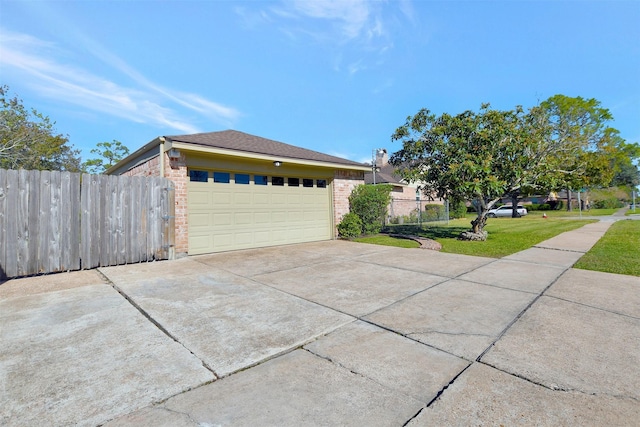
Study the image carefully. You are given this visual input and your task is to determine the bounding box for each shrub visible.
[449,199,468,219]
[422,204,446,221]
[349,184,392,235]
[592,198,624,209]
[337,213,363,239]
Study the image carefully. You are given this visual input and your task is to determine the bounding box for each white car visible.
[487,205,528,218]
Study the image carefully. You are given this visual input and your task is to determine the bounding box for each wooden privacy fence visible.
[0,169,175,280]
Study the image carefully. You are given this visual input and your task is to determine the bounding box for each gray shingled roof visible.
[165,130,367,167]
[364,163,406,185]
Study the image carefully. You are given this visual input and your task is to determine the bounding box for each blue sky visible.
[1,0,639,164]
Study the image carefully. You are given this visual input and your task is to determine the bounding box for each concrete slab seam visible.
[455,276,547,295]
[475,266,572,362]
[96,269,220,378]
[301,347,429,405]
[213,323,357,380]
[424,362,474,408]
[542,294,640,321]
[357,317,468,361]
[478,359,640,402]
[532,245,587,254]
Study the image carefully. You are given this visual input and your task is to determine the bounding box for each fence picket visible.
[0,170,8,280]
[69,172,81,271]
[0,169,174,279]
[37,171,51,274]
[17,170,30,276]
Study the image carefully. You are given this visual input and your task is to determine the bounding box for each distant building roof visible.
[364,162,407,185]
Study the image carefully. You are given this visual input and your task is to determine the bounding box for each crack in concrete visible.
[475,265,572,362]
[96,269,220,379]
[425,362,473,408]
[406,330,492,338]
[302,347,425,404]
[542,294,640,321]
[479,360,640,403]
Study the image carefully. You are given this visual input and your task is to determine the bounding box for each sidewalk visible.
[1,215,638,426]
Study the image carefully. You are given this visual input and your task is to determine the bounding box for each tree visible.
[0,85,81,171]
[539,95,616,210]
[83,140,130,174]
[389,102,595,239]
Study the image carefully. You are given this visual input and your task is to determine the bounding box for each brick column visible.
[163,152,189,256]
[333,170,364,235]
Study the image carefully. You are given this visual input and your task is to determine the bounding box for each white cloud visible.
[262,0,408,75]
[288,0,372,40]
[0,28,240,133]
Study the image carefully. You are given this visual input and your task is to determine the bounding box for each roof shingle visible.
[166,130,367,167]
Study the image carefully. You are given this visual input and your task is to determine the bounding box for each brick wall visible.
[121,155,161,178]
[163,152,188,256]
[121,152,189,256]
[333,170,365,232]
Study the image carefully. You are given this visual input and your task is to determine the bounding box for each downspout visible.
[159,136,165,177]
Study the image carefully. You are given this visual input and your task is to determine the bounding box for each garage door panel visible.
[188,175,332,254]
[212,212,233,226]
[254,212,271,224]
[235,212,253,225]
[254,230,271,244]
[271,194,287,205]
[189,190,212,207]
[189,212,211,228]
[213,191,233,205]
[253,193,269,205]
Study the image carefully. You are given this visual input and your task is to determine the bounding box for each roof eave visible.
[106,137,162,175]
[169,141,370,171]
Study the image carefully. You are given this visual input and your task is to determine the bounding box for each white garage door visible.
[187,171,332,255]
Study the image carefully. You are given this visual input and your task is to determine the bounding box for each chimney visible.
[375,148,388,166]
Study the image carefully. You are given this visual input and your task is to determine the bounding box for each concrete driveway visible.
[1,224,639,426]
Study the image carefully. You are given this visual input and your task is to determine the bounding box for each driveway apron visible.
[2,216,638,426]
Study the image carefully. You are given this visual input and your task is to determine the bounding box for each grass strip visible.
[574,220,640,276]
[376,216,596,258]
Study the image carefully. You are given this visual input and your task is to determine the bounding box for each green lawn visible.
[362,216,596,258]
[574,220,640,276]
[353,235,420,248]
[523,208,618,217]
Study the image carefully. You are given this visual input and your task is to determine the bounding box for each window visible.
[316,179,327,188]
[303,179,314,188]
[254,175,268,186]
[235,173,250,184]
[189,170,208,182]
[272,176,285,186]
[213,172,230,183]
[288,177,300,187]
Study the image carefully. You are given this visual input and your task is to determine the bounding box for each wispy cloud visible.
[0,28,240,134]
[242,0,407,75]
[287,0,373,40]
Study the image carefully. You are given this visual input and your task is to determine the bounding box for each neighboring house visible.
[364,149,443,220]
[108,130,369,256]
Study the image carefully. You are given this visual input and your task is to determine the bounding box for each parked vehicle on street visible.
[487,205,528,218]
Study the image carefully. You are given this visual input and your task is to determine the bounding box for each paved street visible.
[1,216,638,426]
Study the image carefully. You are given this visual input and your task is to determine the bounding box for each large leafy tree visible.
[539,95,618,209]
[389,101,607,238]
[0,85,81,171]
[83,140,130,174]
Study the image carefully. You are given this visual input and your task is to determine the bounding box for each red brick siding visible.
[121,155,161,178]
[333,170,365,233]
[163,152,188,256]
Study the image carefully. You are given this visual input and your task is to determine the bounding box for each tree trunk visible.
[566,188,572,211]
[471,214,486,233]
[511,194,520,218]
